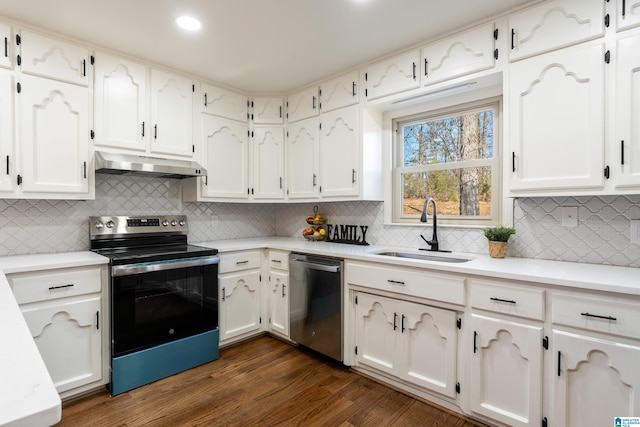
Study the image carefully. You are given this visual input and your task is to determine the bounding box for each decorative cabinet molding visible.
[201,82,248,122]
[287,86,319,123]
[421,22,497,86]
[508,0,606,62]
[364,49,420,100]
[319,70,359,113]
[252,97,284,124]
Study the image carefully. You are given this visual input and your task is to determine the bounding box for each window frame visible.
[391,97,502,226]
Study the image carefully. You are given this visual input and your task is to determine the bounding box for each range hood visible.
[95,151,206,179]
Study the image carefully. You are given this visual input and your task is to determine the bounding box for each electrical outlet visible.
[210,215,219,227]
[561,206,578,227]
[631,220,640,244]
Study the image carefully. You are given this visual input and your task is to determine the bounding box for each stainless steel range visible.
[89,215,219,395]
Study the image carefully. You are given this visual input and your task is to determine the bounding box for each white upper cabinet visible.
[287,86,319,123]
[201,82,247,122]
[286,116,319,199]
[364,49,420,100]
[616,0,640,31]
[19,75,91,197]
[614,30,640,189]
[252,97,283,124]
[0,69,13,194]
[252,126,285,200]
[319,70,359,113]
[18,29,90,86]
[508,0,606,62]
[0,23,12,69]
[319,106,360,198]
[508,40,606,194]
[94,52,147,152]
[421,22,497,86]
[200,114,249,199]
[149,68,194,157]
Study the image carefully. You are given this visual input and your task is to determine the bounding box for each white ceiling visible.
[0,0,533,94]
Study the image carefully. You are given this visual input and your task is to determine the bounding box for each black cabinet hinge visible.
[456,382,461,394]
[90,130,95,139]
[364,72,368,81]
[90,55,95,65]
[605,50,611,64]
[542,416,548,427]
[259,316,262,324]
[192,84,195,92]
[542,335,549,350]
[259,274,262,282]
[457,318,462,329]
[15,34,21,45]
[493,28,499,40]
[355,346,358,355]
[494,49,499,60]
[16,82,21,93]
[355,295,358,304]
[192,145,195,153]
[17,174,22,186]
[605,14,610,27]
[604,165,610,179]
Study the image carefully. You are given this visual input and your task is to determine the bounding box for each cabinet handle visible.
[473,331,478,353]
[279,176,283,189]
[271,259,282,263]
[352,81,356,97]
[490,297,516,304]
[387,279,405,285]
[48,283,74,290]
[352,169,356,184]
[412,62,416,80]
[236,260,249,265]
[279,105,282,118]
[282,284,286,298]
[82,59,86,77]
[3,37,7,58]
[313,173,317,187]
[222,287,226,301]
[5,155,9,175]
[204,93,208,107]
[141,122,145,137]
[96,311,99,330]
[623,0,626,17]
[580,312,617,321]
[312,96,317,109]
[511,28,515,49]
[401,314,406,333]
[424,59,428,77]
[393,312,398,331]
[621,140,625,165]
[154,124,158,140]
[83,161,87,179]
[557,351,562,376]
[512,152,516,172]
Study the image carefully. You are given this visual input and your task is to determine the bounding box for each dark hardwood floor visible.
[58,335,487,426]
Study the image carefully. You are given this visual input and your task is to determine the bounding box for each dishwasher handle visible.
[290,258,341,273]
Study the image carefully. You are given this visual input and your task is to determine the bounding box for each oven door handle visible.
[111,256,220,277]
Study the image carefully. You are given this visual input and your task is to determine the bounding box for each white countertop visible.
[196,237,640,296]
[0,252,108,427]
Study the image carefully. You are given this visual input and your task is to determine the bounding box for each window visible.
[392,99,501,226]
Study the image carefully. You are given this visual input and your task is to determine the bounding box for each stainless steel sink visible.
[371,251,471,263]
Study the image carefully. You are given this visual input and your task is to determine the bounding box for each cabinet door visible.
[553,329,640,427]
[149,68,193,157]
[219,270,261,342]
[253,126,284,200]
[617,0,640,32]
[422,22,496,86]
[0,23,11,69]
[469,314,543,427]
[399,300,457,398]
[252,97,284,124]
[364,49,420,100]
[19,30,89,86]
[354,292,400,374]
[201,115,249,199]
[93,52,147,152]
[287,117,319,199]
[0,69,14,193]
[319,71,358,113]
[319,106,359,198]
[287,86,319,123]
[509,41,605,193]
[614,31,640,189]
[21,296,102,393]
[19,75,90,196]
[267,270,289,337]
[201,82,247,122]
[508,0,605,61]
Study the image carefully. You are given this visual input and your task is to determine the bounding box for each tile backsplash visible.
[0,174,638,268]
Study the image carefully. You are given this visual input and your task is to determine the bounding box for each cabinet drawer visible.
[9,267,102,305]
[267,250,289,271]
[552,291,640,340]
[345,261,465,305]
[218,250,262,274]
[470,280,545,320]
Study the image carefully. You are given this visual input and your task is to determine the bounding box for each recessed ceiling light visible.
[176,16,201,31]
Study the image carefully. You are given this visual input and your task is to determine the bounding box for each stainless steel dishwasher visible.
[289,253,343,362]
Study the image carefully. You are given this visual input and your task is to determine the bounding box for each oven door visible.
[111,256,219,357]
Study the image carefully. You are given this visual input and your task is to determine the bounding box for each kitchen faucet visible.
[420,197,450,252]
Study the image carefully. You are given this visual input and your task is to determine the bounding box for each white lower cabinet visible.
[354,291,458,398]
[218,250,263,344]
[468,314,543,427]
[8,265,107,398]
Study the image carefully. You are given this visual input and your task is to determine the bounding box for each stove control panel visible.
[90,215,188,237]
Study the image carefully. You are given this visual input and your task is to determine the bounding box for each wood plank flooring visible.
[58,335,488,427]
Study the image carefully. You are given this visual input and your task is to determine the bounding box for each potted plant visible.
[483,226,516,258]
